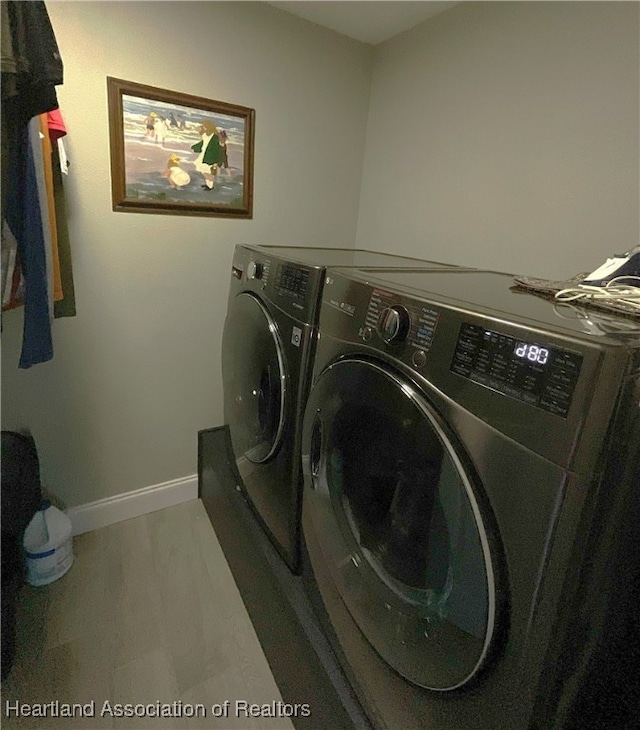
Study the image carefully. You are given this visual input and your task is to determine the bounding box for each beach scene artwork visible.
[108,78,254,217]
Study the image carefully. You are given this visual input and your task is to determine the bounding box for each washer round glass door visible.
[222,292,287,464]
[303,358,500,691]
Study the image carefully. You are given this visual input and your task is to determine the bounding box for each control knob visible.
[246,260,263,280]
[377,305,411,344]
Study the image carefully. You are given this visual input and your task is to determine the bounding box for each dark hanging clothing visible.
[1,1,63,368]
[5,121,53,368]
[2,0,63,125]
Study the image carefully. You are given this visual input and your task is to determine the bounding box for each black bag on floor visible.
[1,431,43,680]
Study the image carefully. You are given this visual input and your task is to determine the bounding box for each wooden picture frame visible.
[107,77,255,218]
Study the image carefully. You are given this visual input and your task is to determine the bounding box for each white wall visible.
[356,1,639,278]
[1,1,372,507]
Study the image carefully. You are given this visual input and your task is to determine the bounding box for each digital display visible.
[451,324,582,418]
[514,342,549,365]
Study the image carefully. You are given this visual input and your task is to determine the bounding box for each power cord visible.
[552,302,640,335]
[554,276,640,311]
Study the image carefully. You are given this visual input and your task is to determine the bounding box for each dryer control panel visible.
[321,270,591,424]
[362,288,440,353]
[451,323,583,418]
[318,268,622,467]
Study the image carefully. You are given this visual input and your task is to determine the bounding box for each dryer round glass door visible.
[302,358,501,691]
[222,292,287,463]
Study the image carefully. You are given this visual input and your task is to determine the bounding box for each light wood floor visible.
[1,499,295,730]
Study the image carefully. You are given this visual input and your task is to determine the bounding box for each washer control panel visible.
[275,263,310,302]
[246,260,264,280]
[231,246,325,323]
[243,257,271,285]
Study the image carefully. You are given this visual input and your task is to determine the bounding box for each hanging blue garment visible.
[2,0,63,367]
[5,121,53,368]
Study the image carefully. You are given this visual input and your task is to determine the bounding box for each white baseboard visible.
[66,474,198,536]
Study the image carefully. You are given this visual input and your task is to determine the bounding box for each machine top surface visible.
[330,267,640,347]
[240,244,460,269]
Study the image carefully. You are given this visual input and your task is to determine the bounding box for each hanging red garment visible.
[46,108,67,142]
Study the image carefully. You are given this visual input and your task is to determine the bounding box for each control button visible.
[232,266,242,279]
[412,350,427,369]
[362,326,373,342]
[377,305,411,344]
[246,260,263,280]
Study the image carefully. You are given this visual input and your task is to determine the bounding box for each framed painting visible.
[107,77,255,218]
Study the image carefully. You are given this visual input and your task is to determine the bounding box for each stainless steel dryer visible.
[221,246,465,573]
[300,267,640,729]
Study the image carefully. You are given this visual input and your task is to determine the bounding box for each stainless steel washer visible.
[221,246,466,573]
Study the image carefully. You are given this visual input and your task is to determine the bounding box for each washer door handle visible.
[310,415,323,482]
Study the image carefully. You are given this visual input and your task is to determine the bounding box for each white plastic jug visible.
[23,500,74,586]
